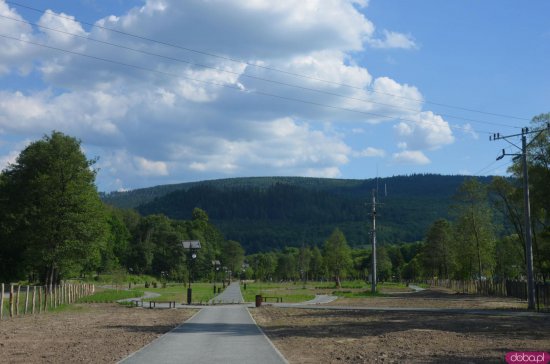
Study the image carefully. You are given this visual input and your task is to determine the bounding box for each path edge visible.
[116,308,203,363]
[246,307,290,364]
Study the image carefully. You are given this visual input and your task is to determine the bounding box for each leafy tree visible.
[309,246,324,281]
[322,228,352,287]
[221,240,245,278]
[0,131,108,285]
[298,245,312,282]
[275,249,297,281]
[495,234,524,280]
[452,178,496,280]
[376,246,393,282]
[423,219,454,279]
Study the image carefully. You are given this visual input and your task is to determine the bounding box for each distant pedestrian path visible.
[209,281,244,304]
[119,283,287,364]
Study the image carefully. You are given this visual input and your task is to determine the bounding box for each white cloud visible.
[368,30,417,50]
[353,147,385,157]
[134,156,169,176]
[392,150,430,165]
[0,0,454,190]
[393,111,454,150]
[460,123,479,140]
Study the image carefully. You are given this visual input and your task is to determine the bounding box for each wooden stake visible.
[9,284,14,318]
[15,285,20,316]
[32,286,36,314]
[25,285,29,315]
[1,283,4,320]
[38,286,42,314]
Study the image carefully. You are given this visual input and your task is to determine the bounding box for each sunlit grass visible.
[143,282,218,304]
[77,289,144,303]
[242,282,315,303]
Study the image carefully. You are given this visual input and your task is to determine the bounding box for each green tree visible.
[309,246,324,281]
[508,112,550,280]
[452,178,496,280]
[495,234,524,280]
[322,228,352,287]
[423,219,454,279]
[0,131,108,285]
[221,240,245,278]
[376,246,393,282]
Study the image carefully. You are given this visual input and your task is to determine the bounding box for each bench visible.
[262,296,283,303]
[148,301,176,308]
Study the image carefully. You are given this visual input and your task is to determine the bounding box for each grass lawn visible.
[142,282,218,304]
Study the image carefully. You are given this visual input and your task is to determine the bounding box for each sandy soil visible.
[251,289,550,364]
[0,304,196,363]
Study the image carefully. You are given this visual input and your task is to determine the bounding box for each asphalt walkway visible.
[209,281,244,304]
[120,283,287,364]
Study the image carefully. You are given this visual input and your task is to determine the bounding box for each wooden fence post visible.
[1,283,4,320]
[25,285,29,315]
[44,286,48,312]
[9,284,14,318]
[16,285,20,316]
[32,286,36,314]
[38,286,42,314]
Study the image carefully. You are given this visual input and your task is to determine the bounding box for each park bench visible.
[148,301,176,308]
[262,296,283,303]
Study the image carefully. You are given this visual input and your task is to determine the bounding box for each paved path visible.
[119,306,287,364]
[120,283,287,364]
[209,281,244,304]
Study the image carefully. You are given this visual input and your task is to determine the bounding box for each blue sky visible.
[0,0,548,192]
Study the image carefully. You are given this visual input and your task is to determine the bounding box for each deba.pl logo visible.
[506,352,549,364]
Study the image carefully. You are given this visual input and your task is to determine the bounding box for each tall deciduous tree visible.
[1,131,108,285]
[323,228,352,287]
[452,178,496,280]
[423,219,454,279]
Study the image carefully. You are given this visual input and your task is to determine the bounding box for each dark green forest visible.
[105,174,494,252]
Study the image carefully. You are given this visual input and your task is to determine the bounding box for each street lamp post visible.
[182,240,201,305]
[222,266,227,288]
[212,260,220,294]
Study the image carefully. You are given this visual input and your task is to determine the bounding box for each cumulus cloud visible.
[368,30,417,50]
[392,150,430,165]
[0,0,451,190]
[393,111,454,150]
[353,147,385,157]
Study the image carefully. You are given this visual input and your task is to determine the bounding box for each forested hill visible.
[101,174,494,252]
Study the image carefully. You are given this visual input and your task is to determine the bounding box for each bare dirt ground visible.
[251,290,550,364]
[332,287,529,310]
[0,304,196,363]
[0,290,548,364]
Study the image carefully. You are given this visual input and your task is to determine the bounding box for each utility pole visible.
[490,124,549,310]
[371,189,377,294]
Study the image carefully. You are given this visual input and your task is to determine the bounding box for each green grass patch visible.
[143,282,217,304]
[77,289,144,303]
[334,289,388,298]
[242,282,315,303]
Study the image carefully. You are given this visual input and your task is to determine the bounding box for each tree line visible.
[1,112,548,286]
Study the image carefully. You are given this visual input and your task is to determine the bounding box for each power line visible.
[0,33,496,136]
[0,13,521,130]
[5,0,531,123]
